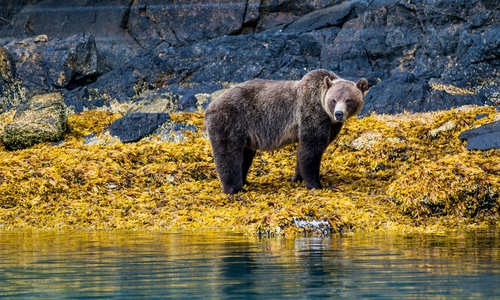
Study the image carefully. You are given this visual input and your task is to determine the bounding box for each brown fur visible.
[205,69,367,194]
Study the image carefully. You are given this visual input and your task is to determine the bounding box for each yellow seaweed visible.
[0,106,498,236]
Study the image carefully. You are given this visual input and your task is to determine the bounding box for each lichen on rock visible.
[2,92,67,150]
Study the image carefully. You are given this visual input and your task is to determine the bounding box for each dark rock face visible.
[127,0,249,49]
[108,112,170,142]
[5,34,106,98]
[458,121,500,150]
[0,46,24,110]
[0,0,498,115]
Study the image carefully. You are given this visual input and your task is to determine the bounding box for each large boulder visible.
[108,112,171,143]
[458,121,500,150]
[2,92,67,150]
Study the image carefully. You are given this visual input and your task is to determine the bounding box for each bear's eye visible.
[346,99,353,104]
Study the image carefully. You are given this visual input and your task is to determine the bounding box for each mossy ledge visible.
[0,106,498,236]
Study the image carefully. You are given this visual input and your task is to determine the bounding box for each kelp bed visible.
[0,106,498,235]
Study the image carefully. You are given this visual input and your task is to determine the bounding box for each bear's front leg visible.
[297,128,330,189]
[214,151,244,194]
[210,140,245,194]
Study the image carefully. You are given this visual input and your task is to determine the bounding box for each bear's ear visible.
[356,78,369,93]
[324,77,332,89]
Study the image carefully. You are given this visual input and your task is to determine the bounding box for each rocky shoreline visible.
[0,0,498,235]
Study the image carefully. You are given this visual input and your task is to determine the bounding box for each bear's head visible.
[322,77,368,122]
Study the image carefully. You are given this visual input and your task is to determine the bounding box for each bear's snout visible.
[334,111,344,121]
[333,101,347,121]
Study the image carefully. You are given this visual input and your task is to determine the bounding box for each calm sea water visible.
[0,230,499,299]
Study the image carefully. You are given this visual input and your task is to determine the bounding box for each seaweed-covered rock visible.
[387,153,498,218]
[2,92,67,150]
[429,120,456,138]
[458,120,500,150]
[108,112,170,143]
[152,122,197,143]
[0,47,24,110]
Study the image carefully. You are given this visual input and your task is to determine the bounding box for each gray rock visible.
[293,217,332,236]
[108,112,170,143]
[149,122,197,143]
[458,121,500,150]
[429,120,456,138]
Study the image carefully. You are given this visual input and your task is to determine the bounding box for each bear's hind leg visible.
[291,154,303,182]
[242,148,256,185]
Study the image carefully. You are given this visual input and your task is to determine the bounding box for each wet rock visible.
[2,92,67,150]
[259,0,337,19]
[63,53,160,112]
[458,121,500,150]
[5,34,106,97]
[148,122,197,143]
[361,72,426,115]
[108,112,170,143]
[292,217,332,236]
[350,131,382,150]
[0,47,24,110]
[83,131,121,146]
[475,113,488,120]
[256,12,298,32]
[177,93,198,112]
[429,120,456,138]
[323,0,498,114]
[350,131,403,150]
[0,0,140,69]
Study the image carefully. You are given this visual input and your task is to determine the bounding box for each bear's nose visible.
[334,111,344,120]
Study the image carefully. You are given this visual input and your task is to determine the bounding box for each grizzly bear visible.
[205,69,368,194]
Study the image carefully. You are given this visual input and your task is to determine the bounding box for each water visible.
[0,230,499,299]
